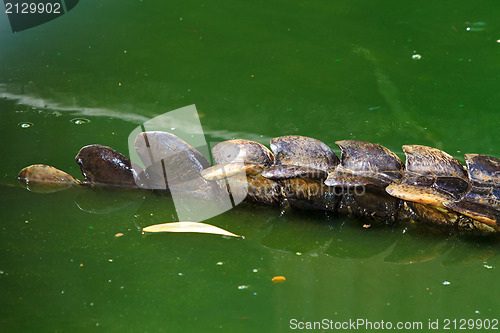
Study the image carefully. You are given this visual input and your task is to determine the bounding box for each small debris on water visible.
[272,276,286,283]
[443,281,451,285]
[483,264,493,269]
[216,261,224,266]
[412,54,422,60]
[114,233,124,238]
[238,285,249,290]
[363,224,371,228]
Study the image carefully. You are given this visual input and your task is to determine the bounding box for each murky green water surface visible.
[1,1,499,332]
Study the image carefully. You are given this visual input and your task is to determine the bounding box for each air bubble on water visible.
[70,118,90,125]
[19,122,33,128]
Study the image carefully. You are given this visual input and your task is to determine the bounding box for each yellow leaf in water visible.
[142,222,244,238]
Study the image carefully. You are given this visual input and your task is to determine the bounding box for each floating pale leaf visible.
[142,221,243,238]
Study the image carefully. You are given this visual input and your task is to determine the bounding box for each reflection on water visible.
[0,84,150,124]
[69,186,500,267]
[3,164,499,332]
[1,87,275,144]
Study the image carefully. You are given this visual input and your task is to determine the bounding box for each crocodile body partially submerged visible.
[18,131,500,234]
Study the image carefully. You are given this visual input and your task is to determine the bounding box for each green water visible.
[1,1,499,332]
